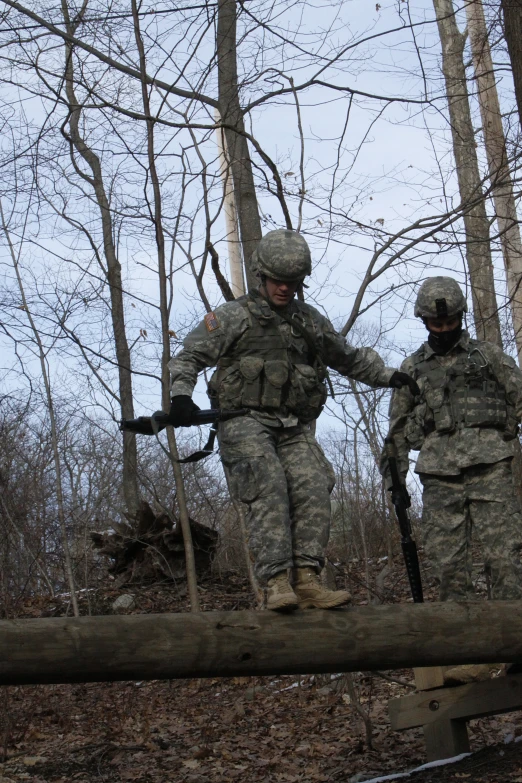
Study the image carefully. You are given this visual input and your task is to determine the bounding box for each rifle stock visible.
[120,408,248,436]
[385,437,424,603]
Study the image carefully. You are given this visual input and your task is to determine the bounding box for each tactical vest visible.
[207,295,327,423]
[404,340,517,447]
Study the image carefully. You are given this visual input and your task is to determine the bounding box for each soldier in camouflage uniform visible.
[381,276,522,682]
[168,230,418,611]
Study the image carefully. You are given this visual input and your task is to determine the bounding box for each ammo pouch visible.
[425,386,454,433]
[239,356,264,407]
[261,359,288,408]
[208,364,243,410]
[287,363,327,423]
[237,358,324,419]
[404,403,427,450]
[424,379,510,435]
[238,357,289,409]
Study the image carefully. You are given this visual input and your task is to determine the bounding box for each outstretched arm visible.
[320,318,395,388]
[320,315,418,394]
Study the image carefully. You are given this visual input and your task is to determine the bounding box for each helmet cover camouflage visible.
[414,276,468,319]
[252,229,312,282]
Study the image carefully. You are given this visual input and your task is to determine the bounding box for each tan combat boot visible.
[293,567,351,609]
[266,571,299,612]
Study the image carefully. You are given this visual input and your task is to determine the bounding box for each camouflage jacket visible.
[169,294,394,428]
[381,331,522,482]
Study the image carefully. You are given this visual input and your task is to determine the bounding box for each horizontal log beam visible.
[2,601,522,686]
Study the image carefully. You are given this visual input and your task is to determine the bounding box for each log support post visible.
[411,666,470,760]
[423,717,470,762]
[389,672,522,762]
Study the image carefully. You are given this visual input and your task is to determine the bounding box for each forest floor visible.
[2,559,522,783]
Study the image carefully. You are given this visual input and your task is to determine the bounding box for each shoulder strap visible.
[236,294,250,309]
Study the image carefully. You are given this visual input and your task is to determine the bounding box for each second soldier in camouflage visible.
[382,276,522,683]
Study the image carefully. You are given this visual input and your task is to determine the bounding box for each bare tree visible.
[217,0,262,290]
[131,0,200,611]
[60,0,140,515]
[432,0,502,346]
[466,0,522,361]
[499,0,522,127]
[215,112,245,298]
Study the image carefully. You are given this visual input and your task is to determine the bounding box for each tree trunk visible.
[215,110,245,298]
[3,600,522,684]
[432,0,501,346]
[217,0,262,291]
[215,1,264,601]
[353,429,372,601]
[131,0,200,612]
[60,0,140,515]
[466,0,522,363]
[500,0,522,129]
[463,0,522,506]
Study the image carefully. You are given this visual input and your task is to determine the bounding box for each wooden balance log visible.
[2,600,522,686]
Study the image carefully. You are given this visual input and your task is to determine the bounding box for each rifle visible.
[384,437,424,603]
[120,408,248,463]
[120,408,248,436]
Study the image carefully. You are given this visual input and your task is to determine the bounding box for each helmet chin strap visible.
[258,274,269,301]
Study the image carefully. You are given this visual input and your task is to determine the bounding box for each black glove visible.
[168,395,200,427]
[389,371,420,397]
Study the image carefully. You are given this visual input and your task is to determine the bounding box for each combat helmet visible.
[414,276,468,319]
[252,229,312,282]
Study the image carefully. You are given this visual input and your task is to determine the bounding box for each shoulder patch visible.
[204,312,220,332]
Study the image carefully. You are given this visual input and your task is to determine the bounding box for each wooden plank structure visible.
[390,669,522,761]
[2,601,522,685]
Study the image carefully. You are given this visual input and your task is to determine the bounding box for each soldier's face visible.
[263,277,300,307]
[425,315,461,333]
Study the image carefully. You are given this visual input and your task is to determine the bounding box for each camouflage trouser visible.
[419,458,522,601]
[218,416,335,583]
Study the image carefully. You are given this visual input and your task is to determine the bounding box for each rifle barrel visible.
[385,437,424,603]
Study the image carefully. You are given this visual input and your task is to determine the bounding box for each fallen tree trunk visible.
[3,601,522,685]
